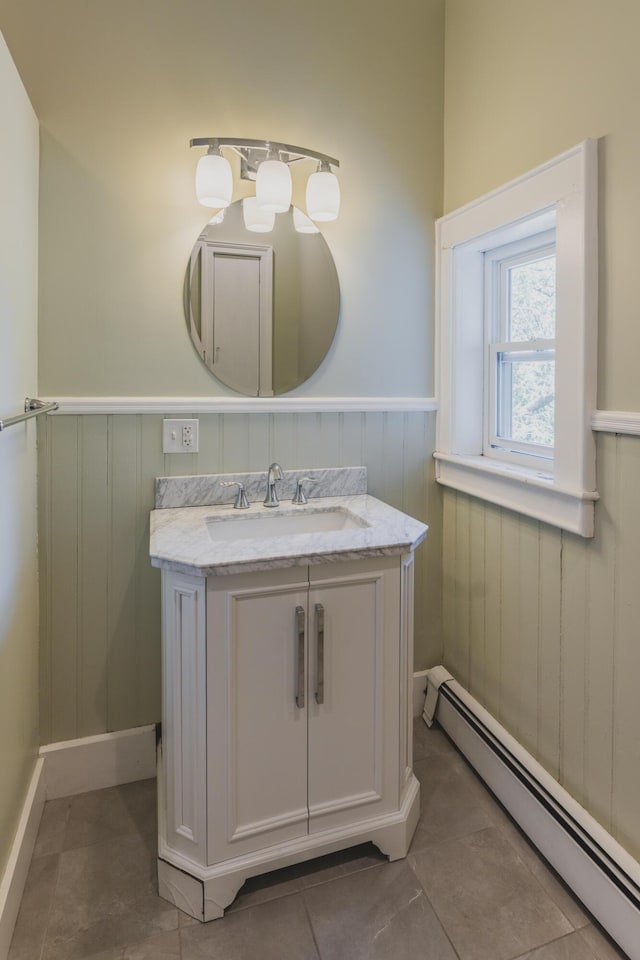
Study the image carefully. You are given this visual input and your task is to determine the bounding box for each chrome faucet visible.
[263,462,283,507]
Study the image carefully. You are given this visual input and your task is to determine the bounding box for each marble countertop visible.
[150,494,428,576]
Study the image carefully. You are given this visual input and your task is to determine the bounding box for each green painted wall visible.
[38,411,441,744]
[0,33,39,876]
[0,0,446,756]
[443,0,640,859]
[0,0,444,398]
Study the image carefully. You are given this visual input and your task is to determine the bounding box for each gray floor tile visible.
[410,826,573,960]
[303,859,457,960]
[227,843,386,913]
[579,924,630,959]
[178,909,200,927]
[410,751,497,850]
[181,893,319,959]
[78,929,181,959]
[413,717,456,761]
[297,842,387,889]
[63,780,156,851]
[8,853,59,960]
[497,815,590,930]
[34,797,72,857]
[515,930,599,958]
[41,832,178,960]
[9,736,630,960]
[225,863,305,913]
[115,780,157,837]
[300,844,382,889]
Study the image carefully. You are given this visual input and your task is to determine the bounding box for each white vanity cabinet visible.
[158,553,420,922]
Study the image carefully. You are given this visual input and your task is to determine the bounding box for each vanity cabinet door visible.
[206,568,310,864]
[307,557,401,833]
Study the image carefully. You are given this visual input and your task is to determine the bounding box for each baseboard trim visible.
[412,670,428,718]
[0,759,45,960]
[425,668,640,960]
[39,725,157,800]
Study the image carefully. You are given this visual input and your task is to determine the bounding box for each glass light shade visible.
[242,196,275,233]
[293,207,320,234]
[195,153,233,208]
[306,170,340,222]
[256,159,292,212]
[208,208,226,225]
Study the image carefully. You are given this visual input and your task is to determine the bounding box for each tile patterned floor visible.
[9,721,630,960]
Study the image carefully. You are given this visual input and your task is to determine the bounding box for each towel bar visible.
[0,397,59,432]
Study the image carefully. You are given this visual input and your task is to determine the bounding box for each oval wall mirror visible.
[185,200,340,396]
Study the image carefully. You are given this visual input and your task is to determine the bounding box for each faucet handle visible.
[292,476,317,505]
[221,481,250,510]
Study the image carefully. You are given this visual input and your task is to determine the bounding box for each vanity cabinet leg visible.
[158,859,206,922]
[158,857,248,922]
[370,773,421,862]
[203,876,246,921]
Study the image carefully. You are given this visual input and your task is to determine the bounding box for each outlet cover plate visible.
[163,418,199,454]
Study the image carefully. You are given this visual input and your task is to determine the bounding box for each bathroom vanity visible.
[149,467,427,921]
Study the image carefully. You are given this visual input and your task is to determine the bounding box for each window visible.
[435,141,598,537]
[485,231,556,468]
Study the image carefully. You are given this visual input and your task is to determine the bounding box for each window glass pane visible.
[497,353,555,448]
[508,255,556,341]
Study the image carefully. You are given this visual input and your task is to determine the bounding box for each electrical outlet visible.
[163,418,199,454]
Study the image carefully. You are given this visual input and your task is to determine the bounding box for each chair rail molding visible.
[591,410,640,436]
[41,397,438,415]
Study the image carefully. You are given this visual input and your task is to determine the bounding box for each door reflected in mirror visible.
[186,201,340,396]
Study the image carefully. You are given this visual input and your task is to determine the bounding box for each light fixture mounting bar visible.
[189,137,339,169]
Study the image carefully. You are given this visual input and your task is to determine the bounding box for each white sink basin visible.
[206,507,369,542]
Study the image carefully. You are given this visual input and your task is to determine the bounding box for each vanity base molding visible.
[157,773,420,922]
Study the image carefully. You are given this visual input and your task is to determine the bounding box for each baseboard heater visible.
[424,667,640,960]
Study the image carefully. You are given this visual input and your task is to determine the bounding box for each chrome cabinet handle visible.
[295,605,305,709]
[315,603,324,704]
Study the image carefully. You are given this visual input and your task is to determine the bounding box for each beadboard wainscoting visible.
[37,409,440,745]
[442,430,640,862]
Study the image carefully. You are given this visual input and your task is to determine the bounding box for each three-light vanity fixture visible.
[191,137,340,233]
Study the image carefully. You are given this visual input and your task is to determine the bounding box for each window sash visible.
[497,242,556,343]
[488,340,555,463]
[484,233,555,329]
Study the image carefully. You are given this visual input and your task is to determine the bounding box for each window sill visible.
[433,452,598,537]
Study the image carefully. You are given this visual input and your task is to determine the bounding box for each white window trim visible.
[435,140,599,537]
